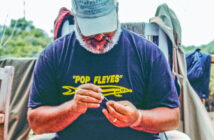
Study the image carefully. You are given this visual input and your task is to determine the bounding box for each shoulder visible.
[121,28,164,62]
[40,31,76,59]
[46,32,75,52]
[36,31,76,70]
[121,28,159,51]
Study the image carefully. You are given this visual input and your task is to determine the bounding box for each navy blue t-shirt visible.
[28,28,179,140]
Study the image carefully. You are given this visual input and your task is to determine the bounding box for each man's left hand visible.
[102,100,140,127]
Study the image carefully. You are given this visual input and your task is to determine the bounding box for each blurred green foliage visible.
[183,40,214,54]
[0,18,52,57]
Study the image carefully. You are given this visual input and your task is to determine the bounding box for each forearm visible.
[131,107,180,133]
[27,100,81,134]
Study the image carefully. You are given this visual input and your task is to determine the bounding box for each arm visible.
[28,84,103,134]
[28,100,81,134]
[131,107,180,133]
[102,101,180,134]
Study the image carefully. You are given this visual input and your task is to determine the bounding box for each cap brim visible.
[76,9,117,36]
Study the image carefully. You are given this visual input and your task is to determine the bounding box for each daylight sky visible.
[0,0,214,46]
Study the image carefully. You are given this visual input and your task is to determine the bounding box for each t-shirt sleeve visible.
[145,50,180,109]
[28,49,60,108]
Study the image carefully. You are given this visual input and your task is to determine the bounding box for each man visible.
[27,0,180,139]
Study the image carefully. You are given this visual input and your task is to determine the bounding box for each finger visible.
[102,109,109,118]
[77,101,100,108]
[76,89,103,100]
[83,102,100,108]
[107,101,130,115]
[79,83,102,93]
[77,94,102,104]
[102,109,115,123]
[106,103,127,123]
[102,109,126,127]
[117,101,137,110]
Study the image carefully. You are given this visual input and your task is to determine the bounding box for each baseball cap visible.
[72,0,118,36]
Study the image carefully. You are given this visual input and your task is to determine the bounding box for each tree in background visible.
[0,18,52,57]
[183,40,214,55]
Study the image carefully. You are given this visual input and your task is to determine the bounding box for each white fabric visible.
[61,20,74,37]
[29,133,56,140]
[166,130,191,140]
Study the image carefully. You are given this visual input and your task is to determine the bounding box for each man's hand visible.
[102,100,140,127]
[72,83,104,114]
[27,83,104,134]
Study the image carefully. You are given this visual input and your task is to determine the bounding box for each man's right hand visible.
[28,83,103,134]
[71,83,104,114]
